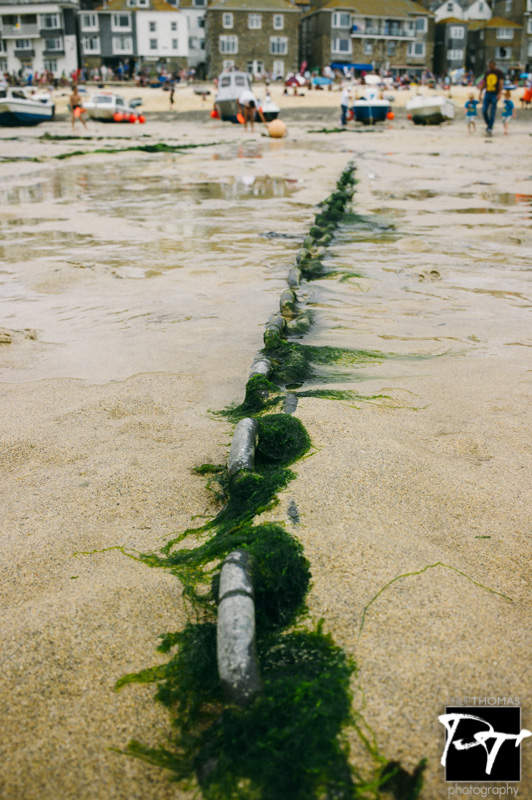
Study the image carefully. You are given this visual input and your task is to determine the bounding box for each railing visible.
[351,24,415,38]
[2,24,39,37]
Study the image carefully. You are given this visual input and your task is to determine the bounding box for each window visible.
[44,58,57,72]
[387,40,396,55]
[248,14,262,29]
[222,59,235,69]
[495,45,511,58]
[112,13,131,31]
[44,37,63,50]
[270,36,287,54]
[171,21,177,30]
[199,17,205,27]
[222,13,233,28]
[150,38,157,49]
[149,21,156,31]
[528,0,532,12]
[478,1,484,9]
[172,38,178,48]
[40,13,60,29]
[497,27,513,39]
[138,0,148,6]
[112,35,133,53]
[194,0,206,5]
[246,60,263,74]
[0,40,5,52]
[219,34,238,53]
[80,13,98,30]
[272,59,284,77]
[407,41,425,56]
[332,12,350,28]
[15,39,33,50]
[82,35,100,53]
[331,37,352,54]
[528,41,532,56]
[415,17,427,32]
[447,48,464,59]
[450,25,464,38]
[505,0,511,10]
[447,1,453,10]
[188,36,197,48]
[273,14,284,30]
[363,40,372,55]
[528,18,532,34]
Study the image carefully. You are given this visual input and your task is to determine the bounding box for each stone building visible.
[466,14,522,71]
[0,0,79,77]
[206,0,300,79]
[299,0,433,77]
[492,0,532,68]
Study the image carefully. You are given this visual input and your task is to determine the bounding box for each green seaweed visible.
[255,414,310,465]
[51,141,221,160]
[263,339,383,387]
[220,374,282,422]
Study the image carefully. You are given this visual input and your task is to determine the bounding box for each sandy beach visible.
[1,85,531,800]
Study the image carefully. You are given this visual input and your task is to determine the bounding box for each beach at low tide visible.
[1,87,531,799]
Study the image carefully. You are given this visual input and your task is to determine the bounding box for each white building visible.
[0,0,79,77]
[169,0,206,73]
[430,0,491,22]
[136,3,187,65]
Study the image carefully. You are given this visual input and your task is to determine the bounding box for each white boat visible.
[406,94,455,125]
[0,86,55,126]
[352,75,391,124]
[215,71,253,122]
[84,91,140,122]
[260,91,280,122]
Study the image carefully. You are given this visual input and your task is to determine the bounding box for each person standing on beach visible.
[340,84,352,127]
[479,59,504,135]
[501,90,515,134]
[465,93,479,133]
[237,88,267,132]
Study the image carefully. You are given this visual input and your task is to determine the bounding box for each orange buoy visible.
[407,113,412,120]
[268,118,287,138]
[210,109,219,118]
[236,112,245,124]
[386,111,395,120]
[129,113,136,123]
[74,107,82,118]
[113,112,123,122]
[138,114,145,124]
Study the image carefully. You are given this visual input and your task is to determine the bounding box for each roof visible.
[96,0,179,10]
[467,15,521,29]
[209,0,298,9]
[437,16,466,24]
[318,0,432,16]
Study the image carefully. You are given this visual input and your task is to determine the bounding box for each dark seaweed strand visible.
[115,163,426,800]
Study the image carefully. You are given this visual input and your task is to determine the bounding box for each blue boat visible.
[0,86,55,127]
[352,75,391,125]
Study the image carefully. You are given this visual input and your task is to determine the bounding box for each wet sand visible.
[1,105,531,799]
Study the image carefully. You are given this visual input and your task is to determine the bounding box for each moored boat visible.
[0,86,55,127]
[352,74,391,125]
[215,71,253,122]
[84,91,141,122]
[406,94,455,125]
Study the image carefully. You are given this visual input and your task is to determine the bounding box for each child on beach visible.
[465,93,479,133]
[501,90,515,134]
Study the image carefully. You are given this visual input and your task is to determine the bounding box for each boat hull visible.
[353,101,390,125]
[406,98,455,125]
[0,101,54,127]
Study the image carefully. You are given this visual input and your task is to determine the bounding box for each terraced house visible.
[79,0,188,72]
[299,0,434,77]
[0,0,79,77]
[466,14,522,71]
[492,0,532,68]
[205,0,300,79]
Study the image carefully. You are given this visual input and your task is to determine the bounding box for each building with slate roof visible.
[299,0,434,76]
[492,0,532,69]
[434,15,468,72]
[205,0,300,79]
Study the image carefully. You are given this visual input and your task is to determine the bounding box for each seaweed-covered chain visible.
[215,164,357,705]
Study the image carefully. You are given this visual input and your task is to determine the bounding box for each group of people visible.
[465,59,514,135]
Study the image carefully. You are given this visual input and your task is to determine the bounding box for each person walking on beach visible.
[465,92,479,133]
[501,90,515,134]
[237,88,267,132]
[479,59,504,136]
[70,84,87,131]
